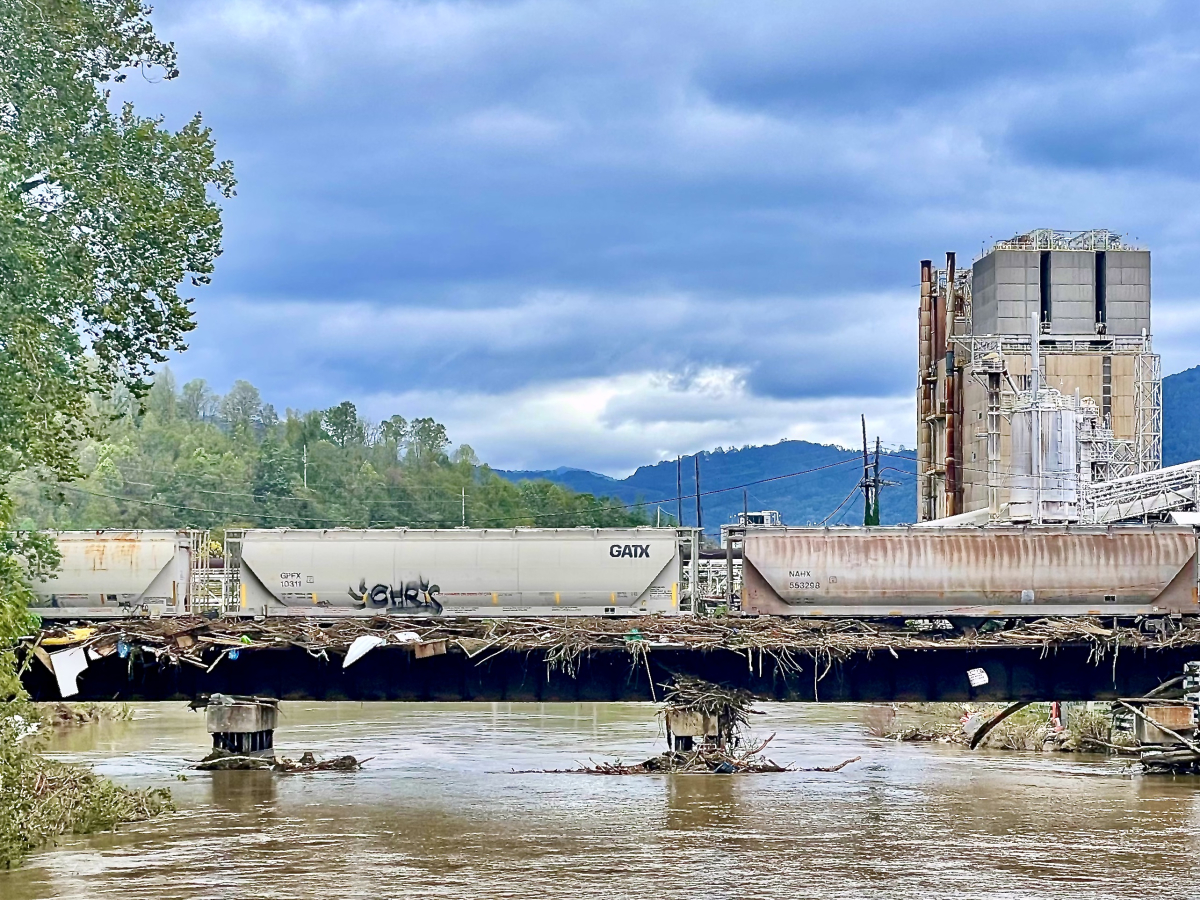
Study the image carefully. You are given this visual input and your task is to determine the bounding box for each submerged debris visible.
[0,717,172,869]
[192,750,366,773]
[520,734,861,775]
[521,675,859,775]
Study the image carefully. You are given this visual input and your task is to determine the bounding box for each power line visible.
[820,484,861,526]
[21,455,871,528]
[46,481,357,525]
[111,464,475,499]
[115,478,471,507]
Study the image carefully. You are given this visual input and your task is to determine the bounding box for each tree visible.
[180,379,218,422]
[380,415,408,448]
[407,417,449,464]
[145,366,177,422]
[220,380,266,435]
[452,444,479,467]
[0,1,229,864]
[0,0,235,494]
[252,438,294,521]
[323,401,364,448]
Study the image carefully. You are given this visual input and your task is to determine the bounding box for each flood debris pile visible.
[186,693,367,774]
[193,751,365,773]
[661,676,757,751]
[522,675,860,776]
[540,737,861,776]
[25,614,1200,683]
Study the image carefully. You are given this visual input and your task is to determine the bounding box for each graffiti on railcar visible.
[348,578,443,613]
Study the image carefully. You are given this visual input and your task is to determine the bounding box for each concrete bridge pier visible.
[205,694,279,758]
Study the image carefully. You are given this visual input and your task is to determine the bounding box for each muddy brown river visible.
[3,703,1199,899]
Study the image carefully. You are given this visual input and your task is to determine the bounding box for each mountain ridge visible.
[498,365,1200,529]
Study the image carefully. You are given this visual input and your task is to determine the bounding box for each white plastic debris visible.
[961,712,986,740]
[49,646,89,698]
[390,631,421,644]
[343,635,387,668]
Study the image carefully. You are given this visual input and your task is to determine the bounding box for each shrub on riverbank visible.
[0,706,173,869]
[38,702,134,728]
[0,511,172,869]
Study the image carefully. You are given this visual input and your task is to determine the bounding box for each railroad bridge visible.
[20,616,1200,704]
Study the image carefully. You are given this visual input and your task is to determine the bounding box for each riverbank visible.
[866,702,1128,753]
[0,701,171,870]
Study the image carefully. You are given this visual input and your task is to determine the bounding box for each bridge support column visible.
[205,694,279,758]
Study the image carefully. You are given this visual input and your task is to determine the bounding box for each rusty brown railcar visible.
[741,525,1199,618]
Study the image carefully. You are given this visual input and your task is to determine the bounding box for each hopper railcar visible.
[737,524,1200,618]
[27,524,1200,621]
[232,527,690,617]
[28,530,196,616]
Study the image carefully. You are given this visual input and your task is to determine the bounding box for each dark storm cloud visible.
[105,0,1200,468]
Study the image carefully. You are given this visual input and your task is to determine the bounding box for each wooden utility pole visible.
[861,416,882,526]
[862,415,871,524]
[872,436,882,525]
[676,456,682,526]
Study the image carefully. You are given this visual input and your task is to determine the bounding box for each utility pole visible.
[694,454,703,533]
[302,444,308,489]
[872,436,882,526]
[861,415,873,526]
[676,456,683,526]
[461,487,466,527]
[1030,312,1042,524]
[860,415,883,526]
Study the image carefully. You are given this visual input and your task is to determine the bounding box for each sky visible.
[117,0,1200,475]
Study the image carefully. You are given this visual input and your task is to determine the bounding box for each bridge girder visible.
[20,643,1194,704]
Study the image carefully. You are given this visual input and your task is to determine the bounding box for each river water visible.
[3,702,1199,899]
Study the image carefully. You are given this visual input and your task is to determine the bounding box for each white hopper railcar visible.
[29,530,195,617]
[233,527,690,617]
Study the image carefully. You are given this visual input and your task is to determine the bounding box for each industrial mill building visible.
[916,229,1161,523]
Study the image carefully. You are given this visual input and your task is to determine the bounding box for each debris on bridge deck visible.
[23,614,1200,677]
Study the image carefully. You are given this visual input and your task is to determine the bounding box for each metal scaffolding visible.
[991,229,1133,252]
[1134,350,1163,473]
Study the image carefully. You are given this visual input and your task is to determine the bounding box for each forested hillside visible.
[1164,364,1200,467]
[11,370,647,533]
